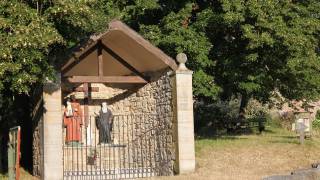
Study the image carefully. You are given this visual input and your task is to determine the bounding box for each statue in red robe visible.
[63,95,83,145]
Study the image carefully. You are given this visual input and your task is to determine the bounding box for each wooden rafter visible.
[65,76,147,84]
[101,43,150,82]
[98,41,104,76]
[73,87,99,92]
[61,43,98,75]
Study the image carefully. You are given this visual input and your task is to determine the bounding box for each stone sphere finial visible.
[176,53,189,71]
[176,53,187,64]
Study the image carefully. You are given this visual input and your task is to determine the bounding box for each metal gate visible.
[63,114,162,179]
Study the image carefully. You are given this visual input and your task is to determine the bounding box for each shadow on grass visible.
[272,135,298,139]
[196,127,274,140]
[269,139,300,144]
[268,134,301,144]
[196,135,249,141]
[0,172,7,179]
[263,129,276,134]
[0,165,7,179]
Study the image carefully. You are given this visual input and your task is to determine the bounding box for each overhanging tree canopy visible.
[1,0,320,127]
[138,0,320,104]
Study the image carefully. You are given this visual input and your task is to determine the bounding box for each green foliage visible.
[0,1,63,93]
[0,0,109,94]
[0,0,110,136]
[45,1,107,46]
[207,0,320,102]
[245,99,268,119]
[139,2,221,99]
[264,112,282,129]
[194,97,240,136]
[312,118,320,129]
[128,0,320,103]
[1,0,320,131]
[313,110,320,129]
[4,0,318,104]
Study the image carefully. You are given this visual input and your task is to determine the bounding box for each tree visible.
[138,2,221,100]
[1,0,320,127]
[0,1,61,94]
[116,0,320,102]
[121,0,320,114]
[0,0,109,93]
[0,0,109,171]
[191,0,320,114]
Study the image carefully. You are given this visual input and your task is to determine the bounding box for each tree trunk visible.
[238,94,249,121]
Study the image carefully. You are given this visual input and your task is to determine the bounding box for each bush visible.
[266,111,283,128]
[313,119,320,129]
[278,111,295,130]
[195,98,274,136]
[245,99,268,119]
[194,98,240,136]
[312,110,320,129]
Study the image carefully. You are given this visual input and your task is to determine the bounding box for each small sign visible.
[295,118,310,132]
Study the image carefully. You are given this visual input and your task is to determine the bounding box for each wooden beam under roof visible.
[65,76,148,83]
[98,40,104,76]
[61,43,98,75]
[101,43,150,82]
[61,20,178,78]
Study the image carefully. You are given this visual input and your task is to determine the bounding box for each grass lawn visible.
[2,127,320,180]
[151,127,320,180]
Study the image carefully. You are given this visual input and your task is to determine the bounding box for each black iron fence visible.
[63,114,161,179]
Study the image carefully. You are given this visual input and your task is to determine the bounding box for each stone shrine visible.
[31,20,195,180]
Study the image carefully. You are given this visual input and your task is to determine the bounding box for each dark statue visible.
[96,102,113,144]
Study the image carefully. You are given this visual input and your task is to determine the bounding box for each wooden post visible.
[98,41,104,77]
[83,83,89,127]
[298,122,305,144]
[299,130,305,144]
[296,121,306,145]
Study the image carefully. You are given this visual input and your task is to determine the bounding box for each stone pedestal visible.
[172,53,195,174]
[42,73,63,180]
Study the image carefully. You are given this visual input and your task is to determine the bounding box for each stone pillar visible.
[42,73,63,180]
[172,53,195,174]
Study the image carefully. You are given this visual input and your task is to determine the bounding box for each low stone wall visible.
[30,86,44,177]
[32,116,42,176]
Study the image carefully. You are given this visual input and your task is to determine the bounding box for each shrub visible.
[266,111,283,128]
[312,110,320,129]
[278,111,295,130]
[194,97,240,136]
[245,99,268,119]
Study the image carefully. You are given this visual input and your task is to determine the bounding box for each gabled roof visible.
[61,20,177,78]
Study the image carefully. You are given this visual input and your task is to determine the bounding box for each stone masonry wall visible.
[31,86,44,177]
[61,68,175,176]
